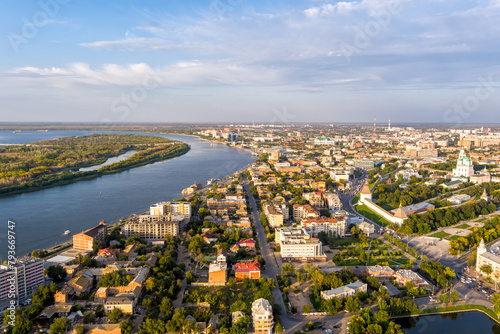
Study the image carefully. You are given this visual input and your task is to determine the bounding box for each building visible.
[208,262,227,285]
[448,194,471,205]
[73,221,107,251]
[72,324,121,334]
[452,148,474,179]
[264,205,285,228]
[281,237,326,262]
[320,281,367,300]
[477,239,500,278]
[389,202,435,216]
[481,189,490,202]
[293,204,320,221]
[268,149,280,161]
[252,298,274,334]
[395,270,429,288]
[359,180,372,203]
[300,217,347,237]
[150,201,192,219]
[104,296,135,314]
[366,265,394,281]
[0,257,44,304]
[358,221,375,235]
[123,217,183,240]
[470,167,492,184]
[353,159,375,170]
[235,260,261,280]
[323,193,343,211]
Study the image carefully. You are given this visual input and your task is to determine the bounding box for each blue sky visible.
[1,0,500,124]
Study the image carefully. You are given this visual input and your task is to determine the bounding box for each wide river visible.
[0,130,255,259]
[393,311,500,333]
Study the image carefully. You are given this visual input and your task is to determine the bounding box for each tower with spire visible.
[359,179,372,203]
[481,188,490,203]
[393,203,408,226]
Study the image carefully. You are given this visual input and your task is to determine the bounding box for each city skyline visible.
[1,0,499,123]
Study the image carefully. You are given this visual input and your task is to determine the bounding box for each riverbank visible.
[391,304,500,324]
[0,142,190,198]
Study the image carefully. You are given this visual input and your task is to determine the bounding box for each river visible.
[0,130,255,259]
[393,311,500,333]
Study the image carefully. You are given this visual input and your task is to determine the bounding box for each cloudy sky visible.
[1,0,500,124]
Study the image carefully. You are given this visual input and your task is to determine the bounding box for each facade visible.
[358,221,375,235]
[281,238,326,262]
[264,205,285,228]
[353,159,375,169]
[252,298,274,334]
[235,260,261,280]
[0,257,44,303]
[389,202,435,216]
[123,218,183,240]
[73,221,107,251]
[150,201,192,219]
[323,193,343,211]
[292,204,320,221]
[208,263,227,285]
[477,239,500,278]
[452,148,474,179]
[366,265,394,281]
[300,217,347,237]
[395,270,429,288]
[320,281,367,300]
[104,296,135,314]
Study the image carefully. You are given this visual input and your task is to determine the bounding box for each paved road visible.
[242,173,301,330]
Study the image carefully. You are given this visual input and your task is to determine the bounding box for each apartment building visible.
[323,193,343,211]
[150,201,192,219]
[300,217,347,238]
[292,204,320,221]
[122,219,182,240]
[0,257,44,304]
[208,263,227,285]
[73,221,107,251]
[264,205,285,228]
[252,298,274,334]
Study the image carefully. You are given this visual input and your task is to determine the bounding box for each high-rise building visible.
[123,213,185,240]
[0,257,44,306]
[252,298,274,334]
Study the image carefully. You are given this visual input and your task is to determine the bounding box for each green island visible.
[0,133,190,196]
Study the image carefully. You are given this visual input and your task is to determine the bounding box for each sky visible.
[0,0,500,124]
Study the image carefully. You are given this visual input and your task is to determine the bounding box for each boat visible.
[63,230,71,235]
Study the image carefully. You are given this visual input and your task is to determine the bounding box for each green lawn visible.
[352,194,360,205]
[430,231,451,239]
[455,224,471,229]
[337,259,361,266]
[355,204,392,227]
[327,237,361,247]
[448,235,463,241]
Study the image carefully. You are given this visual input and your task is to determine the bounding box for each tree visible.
[108,308,123,323]
[366,324,384,334]
[481,264,493,277]
[83,311,95,324]
[450,290,460,302]
[74,324,85,334]
[275,323,283,333]
[160,297,174,319]
[230,300,247,313]
[32,283,58,307]
[439,294,450,303]
[120,320,134,334]
[186,270,195,284]
[302,304,311,314]
[49,317,70,334]
[139,318,166,334]
[345,297,361,312]
[44,265,67,283]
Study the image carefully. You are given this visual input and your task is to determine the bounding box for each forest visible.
[0,134,189,196]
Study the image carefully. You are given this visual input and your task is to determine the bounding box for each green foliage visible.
[98,269,133,287]
[74,324,85,334]
[450,216,500,254]
[0,134,189,196]
[420,259,455,289]
[108,308,123,323]
[120,320,134,334]
[32,283,58,307]
[49,317,70,334]
[44,265,67,283]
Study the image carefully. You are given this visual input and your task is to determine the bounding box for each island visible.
[0,133,190,196]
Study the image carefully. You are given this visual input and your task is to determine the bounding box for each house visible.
[202,233,218,244]
[395,270,429,288]
[72,324,121,334]
[208,262,227,285]
[232,311,245,325]
[320,281,367,300]
[366,265,395,281]
[236,239,256,249]
[217,249,228,263]
[36,304,73,328]
[104,296,135,314]
[235,260,261,280]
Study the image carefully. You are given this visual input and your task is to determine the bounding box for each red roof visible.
[235,260,261,272]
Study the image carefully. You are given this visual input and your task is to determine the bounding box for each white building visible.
[323,193,343,211]
[300,217,347,237]
[150,201,192,219]
[276,227,326,262]
[477,239,500,277]
[452,148,474,179]
[320,281,367,300]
